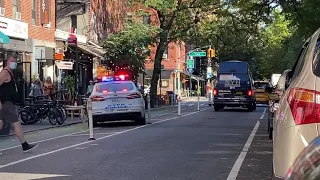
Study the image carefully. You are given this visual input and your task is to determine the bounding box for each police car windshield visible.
[96,82,134,93]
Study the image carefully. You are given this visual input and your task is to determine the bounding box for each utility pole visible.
[177,41,181,116]
[207,46,215,105]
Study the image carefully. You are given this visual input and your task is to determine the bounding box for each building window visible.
[13,0,19,15]
[143,15,151,25]
[32,0,38,25]
[0,0,3,7]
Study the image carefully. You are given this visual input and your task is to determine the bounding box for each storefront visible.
[0,16,32,105]
[54,30,105,95]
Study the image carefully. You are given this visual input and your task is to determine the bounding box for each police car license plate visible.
[105,104,128,110]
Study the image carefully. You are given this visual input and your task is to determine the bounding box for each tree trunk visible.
[150,35,167,107]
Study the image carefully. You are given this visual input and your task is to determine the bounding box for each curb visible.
[2,120,87,137]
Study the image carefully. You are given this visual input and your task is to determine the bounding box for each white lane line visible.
[69,132,115,136]
[0,128,100,152]
[260,108,267,119]
[0,108,211,169]
[0,108,191,152]
[226,120,260,180]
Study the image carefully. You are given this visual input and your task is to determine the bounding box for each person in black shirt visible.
[0,55,38,152]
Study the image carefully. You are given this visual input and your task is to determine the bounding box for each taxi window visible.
[96,83,134,92]
[254,82,270,89]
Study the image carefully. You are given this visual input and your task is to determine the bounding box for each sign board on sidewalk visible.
[55,61,74,70]
[187,59,194,68]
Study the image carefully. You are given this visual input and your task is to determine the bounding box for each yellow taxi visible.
[253,81,272,104]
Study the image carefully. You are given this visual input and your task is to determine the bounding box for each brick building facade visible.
[0,0,56,103]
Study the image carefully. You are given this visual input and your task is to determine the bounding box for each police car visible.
[90,75,146,127]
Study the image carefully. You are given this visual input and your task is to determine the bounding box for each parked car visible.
[272,28,320,179]
[285,136,320,180]
[266,69,292,140]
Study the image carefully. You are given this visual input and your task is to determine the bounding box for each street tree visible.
[129,0,220,106]
[103,21,158,80]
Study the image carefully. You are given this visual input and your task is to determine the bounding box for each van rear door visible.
[215,73,250,98]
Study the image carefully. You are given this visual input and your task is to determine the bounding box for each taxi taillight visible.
[91,95,105,101]
[127,93,141,99]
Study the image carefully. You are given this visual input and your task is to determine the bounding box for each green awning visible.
[0,31,10,44]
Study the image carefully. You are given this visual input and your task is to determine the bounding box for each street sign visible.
[187,59,194,68]
[187,68,194,73]
[189,51,206,57]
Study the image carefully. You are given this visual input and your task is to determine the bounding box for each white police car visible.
[90,75,146,127]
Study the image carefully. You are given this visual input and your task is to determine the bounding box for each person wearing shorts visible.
[0,54,38,152]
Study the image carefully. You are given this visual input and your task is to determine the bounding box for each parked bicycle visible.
[18,96,67,125]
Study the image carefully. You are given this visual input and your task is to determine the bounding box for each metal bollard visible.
[171,95,174,105]
[197,96,200,111]
[147,93,151,123]
[208,90,212,106]
[178,95,181,116]
[87,99,95,141]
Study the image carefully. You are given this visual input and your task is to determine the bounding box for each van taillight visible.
[213,88,218,96]
[248,90,252,96]
[91,95,105,101]
[127,93,141,99]
[287,88,320,125]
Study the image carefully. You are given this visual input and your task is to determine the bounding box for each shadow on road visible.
[97,121,138,128]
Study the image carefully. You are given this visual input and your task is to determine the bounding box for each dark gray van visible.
[213,60,256,111]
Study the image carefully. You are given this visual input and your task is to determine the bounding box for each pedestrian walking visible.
[0,54,38,152]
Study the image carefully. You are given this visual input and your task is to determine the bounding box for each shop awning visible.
[0,31,10,44]
[77,43,106,59]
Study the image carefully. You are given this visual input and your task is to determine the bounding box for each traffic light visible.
[207,48,215,58]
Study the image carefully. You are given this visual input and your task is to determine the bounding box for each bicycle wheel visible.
[18,106,38,125]
[56,105,67,125]
[48,108,58,125]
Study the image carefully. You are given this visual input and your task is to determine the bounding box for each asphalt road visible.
[0,102,272,180]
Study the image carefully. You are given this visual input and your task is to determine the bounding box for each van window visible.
[217,74,249,84]
[218,62,248,74]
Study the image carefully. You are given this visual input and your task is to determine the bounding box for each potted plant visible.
[62,75,76,105]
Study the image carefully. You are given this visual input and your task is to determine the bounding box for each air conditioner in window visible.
[15,12,21,20]
[44,22,51,28]
[162,53,168,59]
[0,8,5,16]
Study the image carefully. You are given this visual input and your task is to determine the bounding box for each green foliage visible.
[62,75,76,104]
[103,21,159,75]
